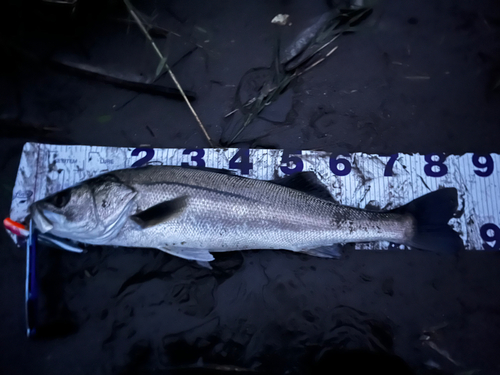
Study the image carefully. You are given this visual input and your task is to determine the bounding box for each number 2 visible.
[131,148,154,167]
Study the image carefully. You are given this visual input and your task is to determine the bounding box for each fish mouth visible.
[30,205,54,233]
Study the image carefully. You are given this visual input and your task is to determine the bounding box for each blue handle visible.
[25,220,38,338]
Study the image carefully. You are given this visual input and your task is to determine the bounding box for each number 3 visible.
[181,149,205,168]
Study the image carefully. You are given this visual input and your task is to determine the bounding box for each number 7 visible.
[380,153,398,176]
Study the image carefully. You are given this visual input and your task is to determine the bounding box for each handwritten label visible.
[55,158,77,164]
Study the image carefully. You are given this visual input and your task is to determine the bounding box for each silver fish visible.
[29,166,463,262]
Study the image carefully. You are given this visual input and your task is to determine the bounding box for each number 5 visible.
[280,150,303,175]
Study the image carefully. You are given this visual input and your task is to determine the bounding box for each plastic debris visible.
[271,14,289,26]
[4,218,29,237]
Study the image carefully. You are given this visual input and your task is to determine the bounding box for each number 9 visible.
[472,154,494,177]
[480,223,500,250]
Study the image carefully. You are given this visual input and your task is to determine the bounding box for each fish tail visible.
[393,188,464,254]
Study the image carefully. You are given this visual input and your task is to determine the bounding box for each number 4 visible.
[229,149,253,175]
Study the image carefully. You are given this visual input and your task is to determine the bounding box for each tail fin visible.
[392,188,464,254]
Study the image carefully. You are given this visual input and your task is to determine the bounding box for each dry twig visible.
[123,0,216,147]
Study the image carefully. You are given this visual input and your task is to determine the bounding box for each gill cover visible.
[88,175,137,229]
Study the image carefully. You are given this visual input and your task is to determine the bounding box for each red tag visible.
[4,218,29,237]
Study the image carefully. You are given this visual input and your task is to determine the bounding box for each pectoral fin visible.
[195,261,213,269]
[158,246,215,262]
[131,196,188,229]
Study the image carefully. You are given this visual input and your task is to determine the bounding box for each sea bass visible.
[29,166,464,262]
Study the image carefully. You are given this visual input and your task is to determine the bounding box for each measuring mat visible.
[8,142,500,251]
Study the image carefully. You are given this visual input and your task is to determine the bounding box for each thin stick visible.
[124,0,216,147]
[125,1,163,57]
[164,60,215,146]
[224,108,239,118]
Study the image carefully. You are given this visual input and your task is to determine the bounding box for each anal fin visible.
[158,246,215,262]
[302,245,342,259]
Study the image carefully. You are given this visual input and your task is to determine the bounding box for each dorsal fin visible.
[272,172,337,202]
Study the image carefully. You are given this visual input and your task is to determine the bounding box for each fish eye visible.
[47,190,72,208]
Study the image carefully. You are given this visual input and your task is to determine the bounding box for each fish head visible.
[30,183,97,238]
[30,175,137,242]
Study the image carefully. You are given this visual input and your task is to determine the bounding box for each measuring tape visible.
[8,142,500,251]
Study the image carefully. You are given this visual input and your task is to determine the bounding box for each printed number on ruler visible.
[480,223,500,250]
[130,148,255,174]
[380,154,398,176]
[471,154,496,250]
[424,153,447,177]
[472,154,494,177]
[228,149,253,175]
[330,154,351,176]
[280,150,303,174]
[131,148,155,167]
[182,149,205,168]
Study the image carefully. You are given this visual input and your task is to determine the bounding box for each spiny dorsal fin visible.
[272,172,337,202]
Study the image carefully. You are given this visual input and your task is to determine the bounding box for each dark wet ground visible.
[1,0,500,374]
